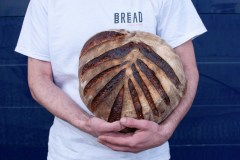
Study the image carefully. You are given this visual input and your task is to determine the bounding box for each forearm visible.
[162,66,199,132]
[28,62,91,133]
[161,40,199,134]
[28,58,123,137]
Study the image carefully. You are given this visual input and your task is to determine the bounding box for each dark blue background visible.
[0,0,240,159]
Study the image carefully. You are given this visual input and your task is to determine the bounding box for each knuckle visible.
[129,141,137,148]
[142,121,149,127]
[161,129,172,140]
[126,118,132,125]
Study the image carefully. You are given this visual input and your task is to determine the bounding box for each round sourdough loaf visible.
[78,29,186,126]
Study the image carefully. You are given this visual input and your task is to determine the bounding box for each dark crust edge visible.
[90,69,126,112]
[80,31,126,58]
[108,86,124,123]
[81,42,135,75]
[136,42,181,88]
[83,64,121,95]
[136,59,170,105]
[131,64,159,116]
[128,79,144,119]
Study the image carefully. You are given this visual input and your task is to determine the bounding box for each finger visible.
[91,117,124,132]
[100,121,125,132]
[99,140,133,152]
[120,117,150,130]
[102,132,134,137]
[98,134,137,147]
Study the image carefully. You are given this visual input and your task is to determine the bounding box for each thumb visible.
[106,121,126,132]
[91,117,124,132]
[120,117,148,130]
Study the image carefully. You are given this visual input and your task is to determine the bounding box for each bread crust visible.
[78,29,187,124]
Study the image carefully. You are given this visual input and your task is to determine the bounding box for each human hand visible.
[85,116,124,137]
[98,117,174,153]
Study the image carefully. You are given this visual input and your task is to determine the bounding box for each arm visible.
[98,40,199,152]
[161,40,199,133]
[28,57,123,137]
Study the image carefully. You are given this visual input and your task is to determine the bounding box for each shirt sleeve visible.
[157,0,207,48]
[15,0,50,61]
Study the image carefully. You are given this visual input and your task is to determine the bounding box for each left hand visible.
[98,117,174,153]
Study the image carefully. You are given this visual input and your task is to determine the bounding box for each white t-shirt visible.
[15,0,206,160]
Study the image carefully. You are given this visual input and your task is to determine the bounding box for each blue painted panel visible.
[194,14,240,58]
[0,146,47,160]
[0,0,29,16]
[193,0,240,13]
[170,106,240,145]
[0,66,38,108]
[0,17,23,47]
[194,63,240,106]
[0,0,240,17]
[170,145,240,160]
[0,17,26,65]
[0,108,53,146]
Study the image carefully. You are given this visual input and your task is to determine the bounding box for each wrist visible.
[82,115,95,134]
[71,114,93,133]
[158,120,176,140]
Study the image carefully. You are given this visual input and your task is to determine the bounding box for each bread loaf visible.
[78,29,186,127]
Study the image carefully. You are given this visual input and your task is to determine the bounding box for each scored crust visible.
[78,29,187,125]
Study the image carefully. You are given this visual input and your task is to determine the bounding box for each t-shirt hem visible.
[169,27,207,48]
[48,118,170,160]
[15,45,51,62]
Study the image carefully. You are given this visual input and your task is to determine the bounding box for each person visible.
[15,0,207,159]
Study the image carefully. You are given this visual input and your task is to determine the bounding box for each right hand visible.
[84,116,125,137]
